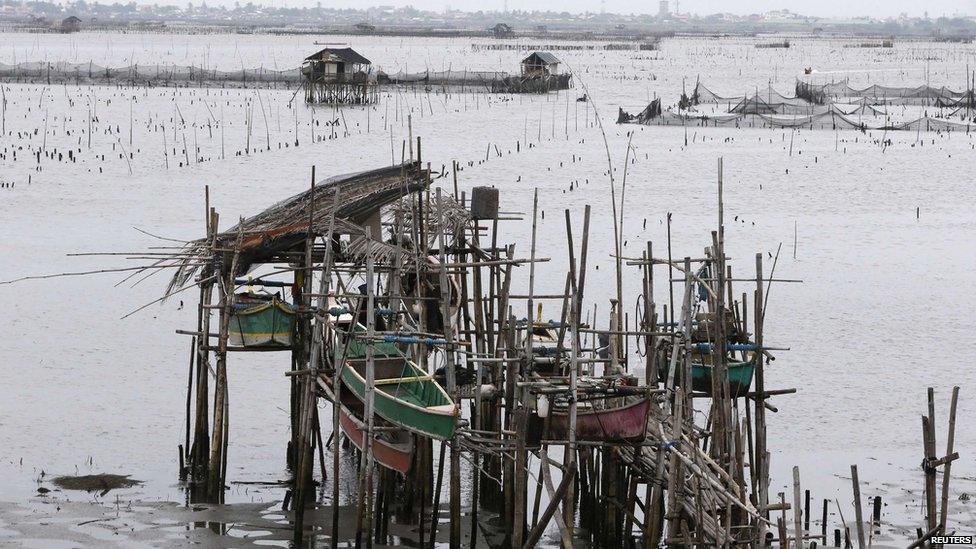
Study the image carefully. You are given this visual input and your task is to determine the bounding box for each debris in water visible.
[51,474,142,494]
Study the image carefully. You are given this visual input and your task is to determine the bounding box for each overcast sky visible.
[261,0,974,18]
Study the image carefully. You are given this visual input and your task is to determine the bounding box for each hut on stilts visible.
[302,47,378,105]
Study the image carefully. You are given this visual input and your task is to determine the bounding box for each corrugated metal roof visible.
[523,51,559,65]
[305,47,371,65]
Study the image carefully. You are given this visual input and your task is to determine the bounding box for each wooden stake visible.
[851,465,865,548]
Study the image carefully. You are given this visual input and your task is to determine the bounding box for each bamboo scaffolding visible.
[44,147,958,549]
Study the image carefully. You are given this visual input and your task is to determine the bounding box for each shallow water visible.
[1,32,974,546]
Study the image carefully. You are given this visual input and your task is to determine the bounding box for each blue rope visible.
[383,335,446,346]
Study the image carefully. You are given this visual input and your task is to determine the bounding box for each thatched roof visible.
[304,47,371,65]
[166,162,427,293]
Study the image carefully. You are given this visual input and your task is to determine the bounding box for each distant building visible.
[658,0,669,18]
[492,22,513,38]
[354,22,375,33]
[60,15,82,33]
[302,47,377,105]
[521,51,560,77]
[302,47,371,83]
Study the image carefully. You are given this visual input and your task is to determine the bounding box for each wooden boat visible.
[660,359,756,397]
[521,305,564,374]
[337,386,413,474]
[528,395,650,445]
[327,293,457,441]
[691,361,755,396]
[522,320,561,351]
[338,407,413,474]
[341,355,458,441]
[228,293,295,348]
[320,377,414,474]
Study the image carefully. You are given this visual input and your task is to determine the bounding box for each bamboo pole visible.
[754,253,769,533]
[294,182,338,542]
[939,386,960,531]
[182,336,195,479]
[361,230,377,549]
[207,220,243,500]
[435,189,461,549]
[793,466,803,549]
[191,204,216,482]
[851,464,866,548]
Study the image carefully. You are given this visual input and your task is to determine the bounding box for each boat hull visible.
[529,396,650,444]
[691,361,755,397]
[338,406,413,474]
[661,360,755,397]
[341,357,457,440]
[228,297,295,348]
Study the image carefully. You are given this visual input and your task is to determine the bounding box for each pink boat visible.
[338,404,414,475]
[529,396,651,444]
[320,377,414,475]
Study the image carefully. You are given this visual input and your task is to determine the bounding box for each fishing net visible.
[378,69,510,86]
[797,79,966,105]
[619,105,976,131]
[629,80,976,131]
[729,95,828,115]
[0,61,302,85]
[377,69,572,93]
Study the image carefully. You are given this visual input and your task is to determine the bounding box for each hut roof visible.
[62,15,82,23]
[304,47,371,65]
[165,162,427,293]
[523,52,559,65]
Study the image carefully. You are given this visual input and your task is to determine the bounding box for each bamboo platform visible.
[47,137,963,548]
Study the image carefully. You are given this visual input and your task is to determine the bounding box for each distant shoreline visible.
[0,21,972,43]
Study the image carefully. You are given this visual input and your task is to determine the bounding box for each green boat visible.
[340,332,458,440]
[661,360,756,397]
[691,361,755,397]
[228,294,296,348]
[345,325,399,360]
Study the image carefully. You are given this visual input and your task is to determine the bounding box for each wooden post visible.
[644,241,657,387]
[191,200,216,483]
[207,221,244,500]
[362,230,377,549]
[523,468,576,549]
[665,387,687,542]
[429,441,447,549]
[805,489,811,533]
[822,499,829,543]
[514,189,538,548]
[792,467,803,549]
[293,179,337,542]
[754,253,769,532]
[923,387,938,538]
[434,189,461,549]
[564,204,590,543]
[850,465,865,548]
[513,404,528,547]
[939,386,960,531]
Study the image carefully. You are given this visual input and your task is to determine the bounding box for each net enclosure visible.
[620,79,976,131]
